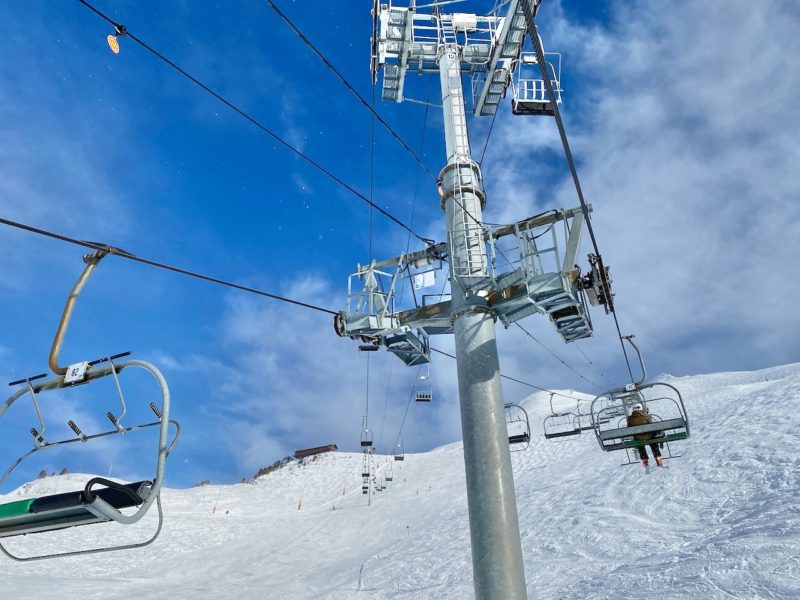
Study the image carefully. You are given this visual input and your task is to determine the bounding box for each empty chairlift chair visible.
[511,48,562,116]
[415,365,432,402]
[385,462,393,482]
[394,438,405,462]
[360,415,374,450]
[360,429,374,449]
[542,393,582,440]
[361,455,370,494]
[0,358,180,560]
[0,249,180,561]
[505,403,531,451]
[361,453,370,479]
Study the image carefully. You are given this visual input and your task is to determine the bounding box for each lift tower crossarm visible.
[473,0,540,116]
[490,204,591,240]
[358,241,447,273]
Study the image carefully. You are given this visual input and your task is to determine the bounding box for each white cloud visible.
[164,271,467,475]
[483,0,800,377]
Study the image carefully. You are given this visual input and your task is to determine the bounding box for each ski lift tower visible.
[383,1,529,596]
[335,1,612,597]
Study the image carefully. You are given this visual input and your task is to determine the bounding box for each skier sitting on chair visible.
[627,402,664,471]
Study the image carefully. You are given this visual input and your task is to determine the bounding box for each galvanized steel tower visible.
[335,1,609,597]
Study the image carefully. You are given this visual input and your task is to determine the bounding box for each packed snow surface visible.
[1,364,798,599]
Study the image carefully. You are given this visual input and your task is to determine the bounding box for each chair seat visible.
[544,428,581,439]
[598,418,687,441]
[0,481,151,539]
[508,433,530,444]
[602,431,688,452]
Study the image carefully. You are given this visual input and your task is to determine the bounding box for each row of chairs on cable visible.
[360,452,399,495]
[542,392,597,440]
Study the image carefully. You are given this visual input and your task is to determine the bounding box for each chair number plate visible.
[64,361,89,383]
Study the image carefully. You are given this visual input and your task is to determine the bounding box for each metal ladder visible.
[440,16,458,46]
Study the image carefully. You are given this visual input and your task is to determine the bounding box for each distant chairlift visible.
[0,250,180,561]
[394,437,405,462]
[415,365,432,402]
[361,453,370,479]
[361,452,370,494]
[505,403,531,451]
[360,416,373,450]
[590,336,690,463]
[385,462,393,482]
[542,393,582,440]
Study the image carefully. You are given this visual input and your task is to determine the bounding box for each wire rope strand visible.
[514,322,600,389]
[264,0,438,182]
[522,6,635,380]
[384,83,432,452]
[364,352,371,425]
[404,79,433,254]
[75,0,427,244]
[0,218,560,397]
[364,84,378,431]
[369,85,376,263]
[0,217,337,315]
[572,342,615,387]
[393,365,423,451]
[478,108,499,166]
[429,346,584,401]
[378,361,395,454]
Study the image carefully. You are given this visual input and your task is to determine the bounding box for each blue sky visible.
[1,0,798,488]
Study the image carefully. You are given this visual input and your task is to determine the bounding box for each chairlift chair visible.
[360,430,374,449]
[591,384,689,459]
[511,48,562,116]
[505,403,531,451]
[393,438,405,462]
[361,454,370,478]
[415,365,432,402]
[542,393,581,440]
[358,337,381,352]
[590,337,689,461]
[360,415,373,449]
[0,249,181,561]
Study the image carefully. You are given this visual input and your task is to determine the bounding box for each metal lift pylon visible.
[335,2,616,597]
[437,42,528,599]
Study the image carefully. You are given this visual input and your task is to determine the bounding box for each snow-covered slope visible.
[1,364,798,599]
